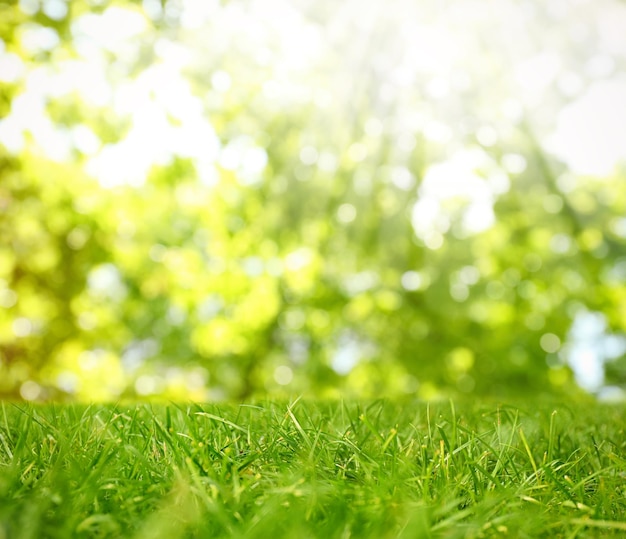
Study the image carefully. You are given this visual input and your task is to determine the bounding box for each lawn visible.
[0,399,625,538]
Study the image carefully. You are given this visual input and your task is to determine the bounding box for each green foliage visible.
[1,400,626,538]
[0,0,625,400]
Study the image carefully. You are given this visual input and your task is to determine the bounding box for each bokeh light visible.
[0,0,625,401]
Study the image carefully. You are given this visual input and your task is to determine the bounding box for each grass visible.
[0,398,625,538]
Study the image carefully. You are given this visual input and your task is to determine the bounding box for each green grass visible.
[0,399,625,538]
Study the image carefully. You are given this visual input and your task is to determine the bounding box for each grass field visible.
[0,399,625,538]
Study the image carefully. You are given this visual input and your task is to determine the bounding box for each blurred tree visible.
[0,0,625,400]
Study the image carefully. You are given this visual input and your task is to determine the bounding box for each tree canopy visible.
[1,0,626,401]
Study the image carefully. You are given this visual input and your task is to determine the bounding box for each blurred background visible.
[1,0,625,402]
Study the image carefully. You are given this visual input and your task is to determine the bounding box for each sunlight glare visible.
[549,80,626,176]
